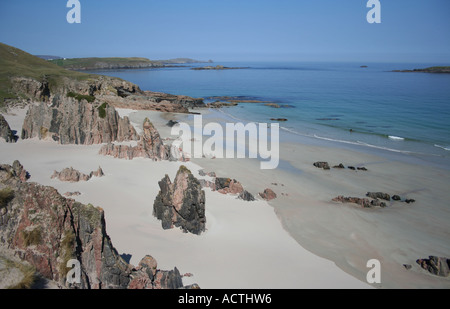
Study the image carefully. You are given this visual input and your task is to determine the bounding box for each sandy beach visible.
[1,106,449,289]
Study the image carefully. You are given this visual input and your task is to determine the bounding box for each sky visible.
[0,0,449,63]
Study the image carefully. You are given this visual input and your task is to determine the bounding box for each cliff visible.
[0,43,205,112]
[21,95,138,145]
[99,118,169,161]
[0,161,194,289]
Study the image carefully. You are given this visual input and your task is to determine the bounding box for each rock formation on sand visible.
[416,256,450,277]
[313,162,330,170]
[153,166,206,235]
[259,188,277,201]
[99,118,169,161]
[215,177,244,195]
[0,114,18,143]
[51,167,104,182]
[0,161,193,289]
[21,96,138,145]
[332,196,386,208]
[366,192,391,201]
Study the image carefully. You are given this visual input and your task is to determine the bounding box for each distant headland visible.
[48,57,213,71]
[392,66,450,74]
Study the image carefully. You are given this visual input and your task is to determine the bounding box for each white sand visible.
[0,107,369,289]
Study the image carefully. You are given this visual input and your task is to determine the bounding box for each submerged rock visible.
[153,166,206,235]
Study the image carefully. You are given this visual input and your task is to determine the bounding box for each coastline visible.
[138,107,450,288]
[2,105,449,288]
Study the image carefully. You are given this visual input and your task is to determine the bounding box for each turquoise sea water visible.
[88,62,450,166]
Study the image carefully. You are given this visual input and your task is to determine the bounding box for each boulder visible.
[153,166,206,235]
[259,188,277,201]
[0,114,18,143]
[366,192,391,201]
[51,167,104,182]
[215,178,244,195]
[416,256,450,277]
[238,190,256,202]
[332,196,372,208]
[313,162,330,170]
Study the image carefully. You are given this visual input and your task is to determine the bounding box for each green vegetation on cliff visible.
[0,42,95,107]
[50,57,160,70]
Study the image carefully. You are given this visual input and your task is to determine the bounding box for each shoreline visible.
[1,106,449,288]
[134,107,450,288]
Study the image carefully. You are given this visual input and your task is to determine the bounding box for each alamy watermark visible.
[66,0,81,24]
[366,259,381,284]
[367,0,381,24]
[66,259,81,284]
[171,115,280,170]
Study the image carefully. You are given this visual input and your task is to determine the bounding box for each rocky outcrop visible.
[153,166,206,235]
[366,192,391,201]
[99,91,205,113]
[0,114,18,143]
[313,162,330,170]
[259,188,277,201]
[332,196,385,208]
[99,118,169,161]
[416,256,450,277]
[238,190,256,201]
[215,178,244,195]
[0,161,192,289]
[51,167,104,182]
[21,96,138,145]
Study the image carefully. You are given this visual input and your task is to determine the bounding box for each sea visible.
[87,61,450,168]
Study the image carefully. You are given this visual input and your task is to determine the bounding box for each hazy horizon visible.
[1,0,450,64]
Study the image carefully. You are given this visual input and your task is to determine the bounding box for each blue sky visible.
[1,0,449,63]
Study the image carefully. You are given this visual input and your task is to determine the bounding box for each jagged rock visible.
[403,264,412,270]
[166,120,179,127]
[238,190,255,202]
[0,161,192,289]
[313,162,330,170]
[370,199,387,208]
[392,195,401,201]
[333,163,345,169]
[21,96,138,145]
[416,256,450,277]
[366,192,391,201]
[348,166,356,170]
[153,166,206,235]
[51,167,104,182]
[405,199,416,204]
[259,188,277,201]
[357,167,368,171]
[0,114,18,143]
[99,118,169,161]
[215,178,244,195]
[332,196,372,208]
